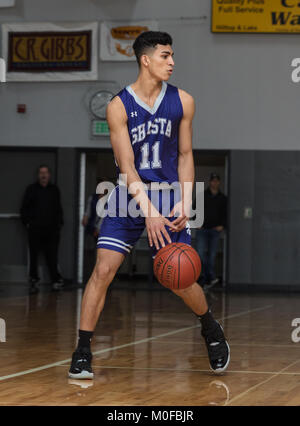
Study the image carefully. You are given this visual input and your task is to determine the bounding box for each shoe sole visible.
[68,371,94,380]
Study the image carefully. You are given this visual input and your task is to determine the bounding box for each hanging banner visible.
[0,0,15,6]
[2,22,98,81]
[100,21,159,61]
[212,0,300,33]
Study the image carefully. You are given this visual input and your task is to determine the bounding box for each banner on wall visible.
[212,0,300,33]
[0,0,15,6]
[1,22,98,81]
[100,21,158,61]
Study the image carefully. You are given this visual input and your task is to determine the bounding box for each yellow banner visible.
[8,31,91,71]
[212,0,300,33]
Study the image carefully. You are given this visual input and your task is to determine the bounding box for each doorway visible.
[193,150,229,288]
[0,148,57,282]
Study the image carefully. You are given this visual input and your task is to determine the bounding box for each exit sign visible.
[92,120,110,136]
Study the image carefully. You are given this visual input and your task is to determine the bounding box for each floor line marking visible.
[225,359,300,405]
[56,364,300,376]
[146,340,300,349]
[0,304,273,382]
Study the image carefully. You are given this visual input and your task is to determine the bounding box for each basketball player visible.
[69,31,230,379]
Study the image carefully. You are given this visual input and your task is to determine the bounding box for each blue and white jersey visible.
[116,82,183,184]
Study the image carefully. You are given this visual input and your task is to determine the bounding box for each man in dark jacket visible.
[196,173,227,289]
[20,165,64,293]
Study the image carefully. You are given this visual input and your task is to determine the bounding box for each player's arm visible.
[106,97,177,249]
[170,89,195,230]
[106,96,157,217]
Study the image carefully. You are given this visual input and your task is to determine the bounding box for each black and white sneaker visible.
[202,322,230,373]
[68,348,94,380]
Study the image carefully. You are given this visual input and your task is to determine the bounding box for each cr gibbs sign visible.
[7,30,91,72]
[212,0,300,33]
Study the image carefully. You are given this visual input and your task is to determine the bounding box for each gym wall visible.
[0,0,299,287]
[0,0,297,151]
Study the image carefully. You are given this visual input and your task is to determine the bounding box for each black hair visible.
[132,31,173,66]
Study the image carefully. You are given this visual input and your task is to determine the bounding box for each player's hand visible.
[169,201,189,232]
[145,216,178,250]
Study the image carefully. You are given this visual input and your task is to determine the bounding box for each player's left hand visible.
[169,201,189,232]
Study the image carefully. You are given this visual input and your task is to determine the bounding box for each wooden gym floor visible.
[0,282,300,406]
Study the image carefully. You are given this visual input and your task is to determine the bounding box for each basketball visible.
[153,243,201,289]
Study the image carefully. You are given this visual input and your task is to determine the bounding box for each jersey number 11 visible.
[139,141,162,170]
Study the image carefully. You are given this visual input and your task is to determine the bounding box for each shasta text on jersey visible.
[131,118,172,145]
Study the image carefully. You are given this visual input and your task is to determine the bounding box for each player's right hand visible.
[145,216,178,250]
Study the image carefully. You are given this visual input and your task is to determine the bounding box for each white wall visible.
[0,0,299,150]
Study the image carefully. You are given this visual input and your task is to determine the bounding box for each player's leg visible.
[172,281,229,373]
[172,281,208,315]
[69,188,145,380]
[69,248,125,380]
[162,222,230,373]
[79,248,125,331]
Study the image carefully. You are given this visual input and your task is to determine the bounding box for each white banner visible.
[2,22,98,81]
[100,21,158,61]
[0,0,15,7]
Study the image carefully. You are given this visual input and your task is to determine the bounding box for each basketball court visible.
[1,284,300,406]
[1,0,300,410]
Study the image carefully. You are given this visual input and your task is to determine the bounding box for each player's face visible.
[146,44,175,81]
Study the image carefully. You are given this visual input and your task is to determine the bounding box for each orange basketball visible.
[153,243,201,289]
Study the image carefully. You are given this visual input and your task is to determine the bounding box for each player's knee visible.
[171,286,193,298]
[94,263,114,283]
